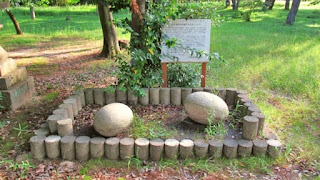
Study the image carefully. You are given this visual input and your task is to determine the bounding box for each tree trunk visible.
[130,0,146,48]
[286,0,301,25]
[6,8,23,35]
[232,0,238,10]
[108,10,120,53]
[225,0,230,7]
[265,0,275,10]
[30,6,36,20]
[269,0,275,10]
[285,0,290,10]
[97,1,114,58]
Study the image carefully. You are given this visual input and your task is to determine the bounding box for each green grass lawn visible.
[0,1,319,177]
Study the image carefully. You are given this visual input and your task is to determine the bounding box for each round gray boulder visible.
[184,92,229,125]
[93,103,133,137]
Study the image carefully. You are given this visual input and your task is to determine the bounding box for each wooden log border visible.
[31,87,281,161]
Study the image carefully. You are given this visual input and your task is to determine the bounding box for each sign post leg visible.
[201,62,207,88]
[162,63,168,87]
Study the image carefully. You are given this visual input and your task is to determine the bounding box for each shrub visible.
[167,63,201,88]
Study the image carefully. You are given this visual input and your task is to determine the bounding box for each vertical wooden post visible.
[162,63,168,87]
[201,62,207,87]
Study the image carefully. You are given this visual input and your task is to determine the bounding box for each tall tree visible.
[286,0,301,25]
[285,0,290,10]
[5,8,23,34]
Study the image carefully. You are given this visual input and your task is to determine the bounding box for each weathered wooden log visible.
[150,88,160,105]
[53,108,68,119]
[105,137,120,160]
[116,88,127,104]
[34,128,49,136]
[179,139,194,159]
[181,88,192,105]
[225,88,237,108]
[234,90,247,105]
[192,87,203,93]
[252,112,266,136]
[69,95,82,111]
[149,138,164,161]
[160,88,170,105]
[63,98,78,116]
[60,136,76,160]
[84,88,94,104]
[105,90,116,105]
[204,87,214,93]
[47,115,63,134]
[223,139,238,159]
[45,135,61,159]
[40,122,48,129]
[94,88,105,106]
[57,119,73,137]
[253,140,268,157]
[165,139,179,159]
[128,90,138,105]
[238,139,253,158]
[75,136,90,161]
[217,88,226,101]
[59,103,74,120]
[138,88,149,105]
[247,106,261,116]
[30,136,46,160]
[120,138,135,160]
[73,90,85,107]
[135,138,149,161]
[170,87,181,105]
[208,140,223,158]
[194,139,209,158]
[267,139,282,158]
[242,116,259,140]
[90,137,105,159]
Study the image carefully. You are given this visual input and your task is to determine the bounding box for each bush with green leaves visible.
[115,1,224,95]
[167,63,201,88]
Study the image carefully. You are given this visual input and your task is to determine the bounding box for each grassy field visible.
[0,1,319,178]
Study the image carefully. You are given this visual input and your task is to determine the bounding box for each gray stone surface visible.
[181,88,192,105]
[267,139,281,158]
[30,136,46,160]
[59,103,74,120]
[0,46,8,62]
[170,87,181,105]
[209,140,223,158]
[105,90,116,105]
[120,138,134,160]
[93,103,133,137]
[57,118,73,137]
[165,139,179,159]
[53,108,68,119]
[150,88,160,105]
[69,95,82,111]
[63,98,78,116]
[184,92,229,125]
[45,135,61,159]
[84,88,94,104]
[94,88,105,106]
[179,139,194,159]
[105,137,120,160]
[138,88,149,105]
[73,90,85,107]
[90,137,105,158]
[150,138,164,161]
[238,139,253,158]
[0,58,17,77]
[0,78,30,110]
[75,136,90,161]
[135,138,149,161]
[242,116,259,140]
[116,89,127,104]
[0,67,27,90]
[194,139,209,158]
[223,139,238,159]
[47,115,63,134]
[127,90,138,105]
[61,136,76,160]
[34,128,49,136]
[253,140,268,157]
